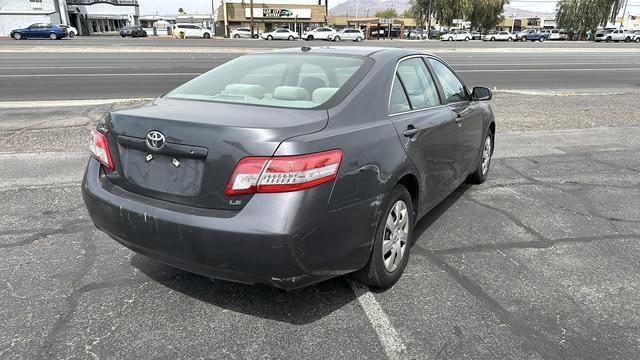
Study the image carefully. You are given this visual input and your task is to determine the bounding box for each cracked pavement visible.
[1,95,640,359]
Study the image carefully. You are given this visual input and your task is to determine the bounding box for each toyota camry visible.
[82,47,496,290]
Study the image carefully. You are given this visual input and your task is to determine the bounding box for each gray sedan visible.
[82,47,496,290]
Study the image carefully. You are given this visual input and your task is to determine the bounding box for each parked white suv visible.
[173,23,212,39]
[440,30,471,41]
[303,27,337,41]
[595,29,633,42]
[329,28,365,42]
[633,30,640,43]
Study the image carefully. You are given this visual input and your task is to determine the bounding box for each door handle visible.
[403,126,419,137]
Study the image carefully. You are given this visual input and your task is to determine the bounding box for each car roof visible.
[270,46,425,59]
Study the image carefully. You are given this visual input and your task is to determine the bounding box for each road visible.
[1,40,640,359]
[0,39,638,101]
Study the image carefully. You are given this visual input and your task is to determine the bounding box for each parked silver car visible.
[231,27,254,39]
[329,28,365,42]
[261,28,299,41]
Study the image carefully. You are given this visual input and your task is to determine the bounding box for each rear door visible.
[388,56,459,210]
[428,58,484,178]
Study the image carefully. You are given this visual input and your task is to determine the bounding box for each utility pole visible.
[511,7,517,33]
[223,0,228,37]
[355,0,359,20]
[210,0,216,34]
[250,0,254,38]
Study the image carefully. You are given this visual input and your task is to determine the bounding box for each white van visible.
[174,23,212,39]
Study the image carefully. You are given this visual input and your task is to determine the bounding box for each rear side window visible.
[396,58,440,110]
[167,54,368,109]
[428,59,467,104]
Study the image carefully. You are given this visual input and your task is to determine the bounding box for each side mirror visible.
[472,87,492,101]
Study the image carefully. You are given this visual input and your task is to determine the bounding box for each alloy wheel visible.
[482,135,492,175]
[382,200,409,273]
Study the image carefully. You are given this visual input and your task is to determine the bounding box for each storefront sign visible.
[245,8,311,19]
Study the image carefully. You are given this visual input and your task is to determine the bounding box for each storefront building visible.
[0,0,66,36]
[219,0,327,36]
[66,0,139,36]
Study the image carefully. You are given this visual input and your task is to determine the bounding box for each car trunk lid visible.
[105,98,328,210]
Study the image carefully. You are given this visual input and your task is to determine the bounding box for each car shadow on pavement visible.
[130,254,357,325]
[413,183,471,242]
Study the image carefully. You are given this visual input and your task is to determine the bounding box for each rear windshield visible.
[167,53,368,109]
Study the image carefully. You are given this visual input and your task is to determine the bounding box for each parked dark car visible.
[82,47,496,290]
[522,31,549,42]
[120,26,147,38]
[10,23,68,40]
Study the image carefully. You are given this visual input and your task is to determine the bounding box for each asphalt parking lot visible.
[1,41,640,359]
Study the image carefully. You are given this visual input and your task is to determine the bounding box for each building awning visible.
[87,14,130,20]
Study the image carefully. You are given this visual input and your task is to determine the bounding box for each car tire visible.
[467,129,494,184]
[233,34,240,39]
[448,37,453,41]
[624,37,630,43]
[121,35,126,38]
[288,35,294,40]
[355,36,363,42]
[355,184,413,290]
[204,33,211,39]
[539,37,545,42]
[606,36,611,42]
[636,38,640,43]
[508,37,513,42]
[49,33,58,40]
[521,37,527,42]
[69,32,75,38]
[334,35,341,42]
[12,33,22,40]
[306,35,314,41]
[267,35,273,40]
[490,37,495,41]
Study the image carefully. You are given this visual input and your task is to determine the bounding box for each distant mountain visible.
[329,0,554,18]
[329,0,410,18]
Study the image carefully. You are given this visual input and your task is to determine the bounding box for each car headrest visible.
[312,87,339,104]
[273,86,310,101]
[222,84,266,99]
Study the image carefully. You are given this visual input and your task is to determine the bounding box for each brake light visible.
[225,150,342,196]
[89,129,115,171]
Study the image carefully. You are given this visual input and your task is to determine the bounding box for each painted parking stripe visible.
[0,73,200,78]
[348,279,406,360]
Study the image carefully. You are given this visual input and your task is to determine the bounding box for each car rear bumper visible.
[82,159,378,290]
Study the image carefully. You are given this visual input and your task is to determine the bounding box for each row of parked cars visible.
[230,26,366,42]
[594,29,640,42]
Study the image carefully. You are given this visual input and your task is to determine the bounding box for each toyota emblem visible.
[146,130,166,151]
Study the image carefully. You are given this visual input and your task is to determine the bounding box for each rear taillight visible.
[89,129,115,171]
[225,150,342,196]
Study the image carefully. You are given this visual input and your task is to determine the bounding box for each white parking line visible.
[347,279,406,360]
[0,73,200,78]
[0,98,151,109]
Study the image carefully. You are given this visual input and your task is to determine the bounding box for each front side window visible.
[396,58,440,110]
[428,59,468,104]
[167,54,367,109]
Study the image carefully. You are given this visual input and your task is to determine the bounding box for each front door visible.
[388,57,459,213]
[428,58,484,177]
